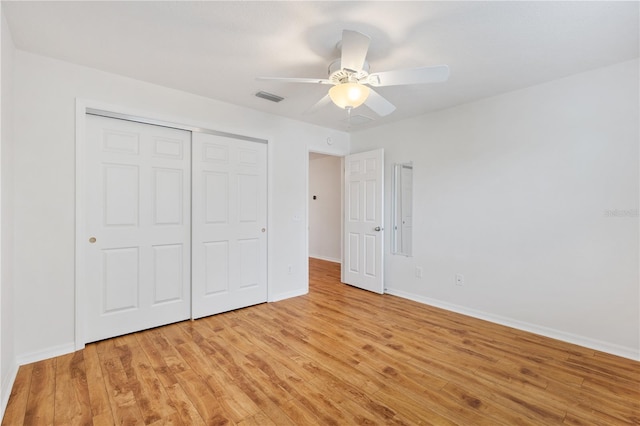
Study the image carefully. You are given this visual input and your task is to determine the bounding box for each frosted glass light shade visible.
[329,83,370,109]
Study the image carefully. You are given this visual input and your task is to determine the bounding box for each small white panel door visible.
[84,115,191,342]
[343,149,384,293]
[191,133,267,319]
[401,165,413,254]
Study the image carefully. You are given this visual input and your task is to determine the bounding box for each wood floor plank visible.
[53,351,92,426]
[564,402,639,426]
[144,329,191,383]
[1,363,33,426]
[4,258,639,425]
[146,412,183,426]
[235,411,278,426]
[99,351,145,425]
[173,369,231,425]
[83,343,114,424]
[123,334,178,424]
[135,331,180,388]
[91,411,118,426]
[23,358,56,425]
[175,339,260,422]
[163,382,207,426]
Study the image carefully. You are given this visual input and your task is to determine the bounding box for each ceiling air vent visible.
[255,91,284,103]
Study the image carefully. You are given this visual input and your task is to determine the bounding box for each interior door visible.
[191,133,268,319]
[84,115,191,343]
[343,149,384,293]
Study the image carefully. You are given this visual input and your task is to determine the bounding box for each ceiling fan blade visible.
[364,89,396,116]
[304,94,332,115]
[257,77,332,85]
[368,65,450,87]
[341,30,370,72]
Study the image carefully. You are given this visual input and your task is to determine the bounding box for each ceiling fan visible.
[258,30,450,117]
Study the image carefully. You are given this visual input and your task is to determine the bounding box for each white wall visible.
[309,154,342,262]
[12,50,349,362]
[351,59,640,360]
[0,9,17,417]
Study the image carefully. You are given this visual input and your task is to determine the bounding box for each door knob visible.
[374,226,383,232]
[89,237,97,243]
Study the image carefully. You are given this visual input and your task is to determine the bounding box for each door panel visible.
[204,242,229,294]
[343,149,384,294]
[192,133,267,319]
[102,247,139,313]
[84,115,191,342]
[104,164,139,226]
[153,168,184,225]
[239,238,260,288]
[152,244,184,304]
[238,174,259,221]
[205,172,228,223]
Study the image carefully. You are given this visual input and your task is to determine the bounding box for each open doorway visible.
[307,149,385,293]
[308,152,343,282]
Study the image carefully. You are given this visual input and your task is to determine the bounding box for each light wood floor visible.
[3,258,639,425]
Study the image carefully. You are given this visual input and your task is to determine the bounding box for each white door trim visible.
[74,99,271,350]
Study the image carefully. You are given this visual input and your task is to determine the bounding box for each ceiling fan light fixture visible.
[329,83,370,109]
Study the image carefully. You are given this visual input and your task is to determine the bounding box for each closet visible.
[81,114,267,343]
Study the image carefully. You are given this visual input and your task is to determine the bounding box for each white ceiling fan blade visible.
[257,77,332,85]
[341,30,370,72]
[304,94,332,115]
[364,89,396,116]
[368,65,450,87]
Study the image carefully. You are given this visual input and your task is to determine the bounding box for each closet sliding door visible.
[83,115,192,343]
[191,133,268,319]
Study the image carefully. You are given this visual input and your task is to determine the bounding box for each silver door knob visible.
[374,226,383,232]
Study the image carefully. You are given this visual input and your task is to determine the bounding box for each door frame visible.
[305,147,347,286]
[74,99,271,350]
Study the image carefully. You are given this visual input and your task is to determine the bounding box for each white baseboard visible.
[269,288,308,303]
[309,255,341,264]
[385,288,640,362]
[1,361,18,420]
[16,342,76,366]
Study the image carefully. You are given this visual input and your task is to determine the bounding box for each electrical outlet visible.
[455,273,464,286]
[415,267,423,278]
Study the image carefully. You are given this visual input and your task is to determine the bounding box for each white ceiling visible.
[3,1,638,132]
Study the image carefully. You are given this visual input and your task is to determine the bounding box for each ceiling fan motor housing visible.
[328,59,370,84]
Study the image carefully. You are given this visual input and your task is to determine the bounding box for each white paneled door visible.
[343,149,384,294]
[191,133,268,319]
[84,115,192,342]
